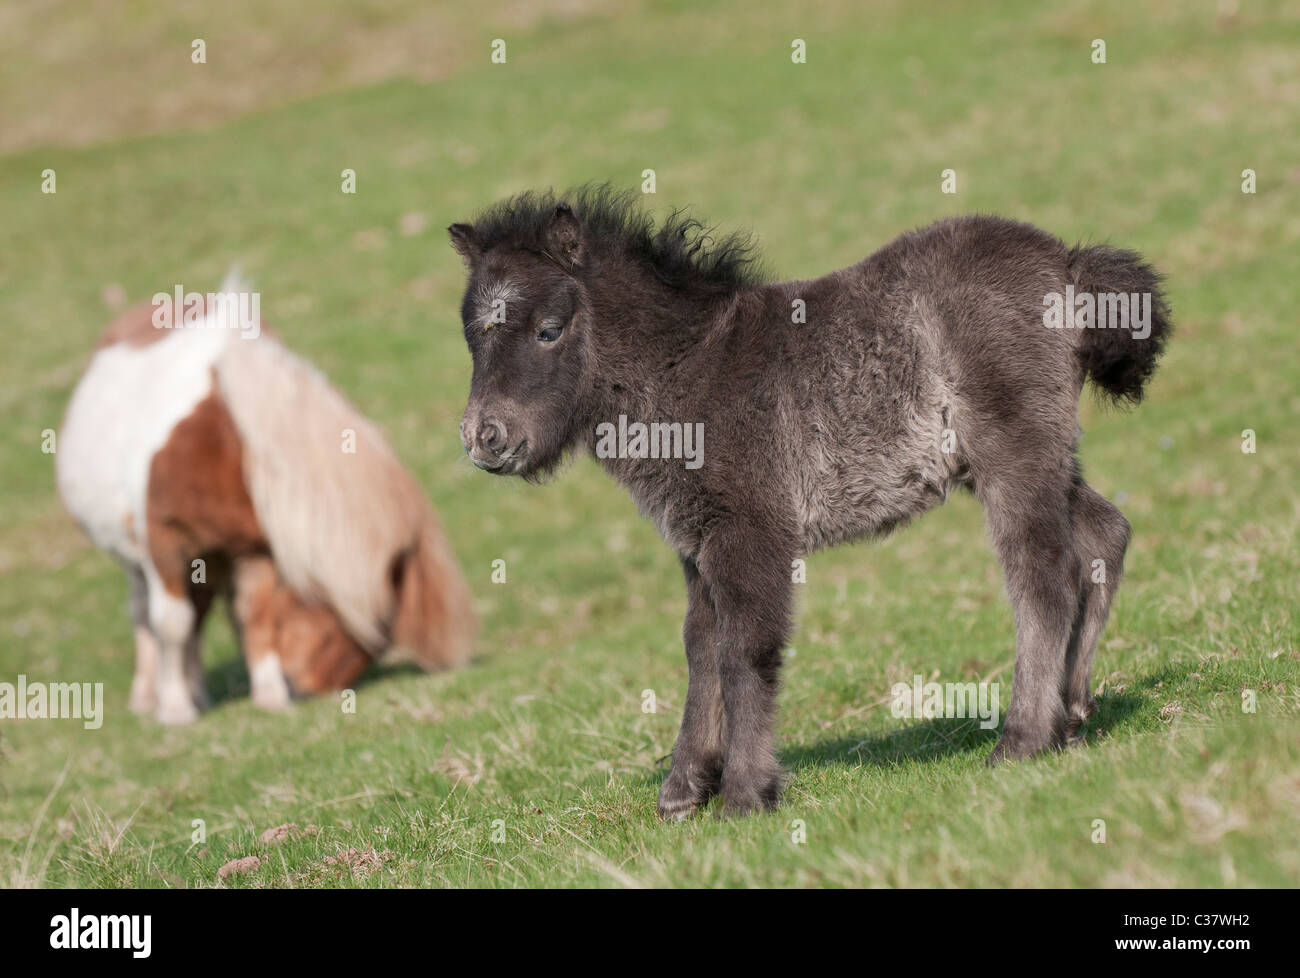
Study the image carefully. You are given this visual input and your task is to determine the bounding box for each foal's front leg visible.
[658,557,724,819]
[703,523,794,816]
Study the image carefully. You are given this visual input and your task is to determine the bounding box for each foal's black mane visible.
[471,184,766,291]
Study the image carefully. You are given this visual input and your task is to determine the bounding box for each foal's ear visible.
[546,204,584,270]
[448,223,481,268]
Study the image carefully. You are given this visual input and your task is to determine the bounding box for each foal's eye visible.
[537,322,564,343]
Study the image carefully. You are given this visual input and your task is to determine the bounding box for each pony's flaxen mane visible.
[470,183,766,291]
[216,324,472,669]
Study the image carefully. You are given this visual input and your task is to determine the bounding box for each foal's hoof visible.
[986,729,1058,766]
[1063,718,1087,746]
[657,794,699,822]
[985,741,1015,767]
[1064,698,1098,745]
[657,767,718,821]
[718,769,784,818]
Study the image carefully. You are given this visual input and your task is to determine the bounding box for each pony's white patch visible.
[142,567,199,723]
[57,313,235,567]
[128,624,159,714]
[249,654,291,710]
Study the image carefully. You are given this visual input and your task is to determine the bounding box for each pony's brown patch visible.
[274,594,372,692]
[145,382,264,595]
[232,554,372,693]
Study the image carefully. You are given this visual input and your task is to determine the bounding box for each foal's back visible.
[757,216,1089,552]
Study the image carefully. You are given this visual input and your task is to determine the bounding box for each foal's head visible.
[449,201,593,479]
[449,186,762,479]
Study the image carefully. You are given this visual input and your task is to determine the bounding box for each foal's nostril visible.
[478,418,508,455]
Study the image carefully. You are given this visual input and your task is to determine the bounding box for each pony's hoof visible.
[128,683,156,716]
[188,685,212,712]
[249,655,292,711]
[155,697,199,725]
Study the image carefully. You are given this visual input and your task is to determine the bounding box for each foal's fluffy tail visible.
[1067,244,1172,404]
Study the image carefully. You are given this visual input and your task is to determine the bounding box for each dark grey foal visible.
[448,186,1170,817]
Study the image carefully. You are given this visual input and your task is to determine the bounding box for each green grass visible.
[1,0,1298,887]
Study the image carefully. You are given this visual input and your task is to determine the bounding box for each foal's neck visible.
[583,261,738,421]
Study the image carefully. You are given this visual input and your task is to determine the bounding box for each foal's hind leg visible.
[979,476,1082,762]
[1063,481,1130,742]
[658,557,725,819]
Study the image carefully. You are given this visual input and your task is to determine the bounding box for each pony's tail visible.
[389,513,474,670]
[1067,244,1172,404]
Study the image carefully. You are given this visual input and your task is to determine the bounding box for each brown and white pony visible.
[56,276,473,723]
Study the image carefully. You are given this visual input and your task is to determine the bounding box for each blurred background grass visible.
[0,0,1297,886]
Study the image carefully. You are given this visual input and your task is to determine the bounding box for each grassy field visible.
[1,0,1297,887]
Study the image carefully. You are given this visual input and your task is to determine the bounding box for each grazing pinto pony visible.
[57,277,473,723]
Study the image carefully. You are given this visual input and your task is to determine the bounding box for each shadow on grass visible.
[785,717,999,770]
[778,660,1194,772]
[1080,661,1196,745]
[202,656,429,706]
[624,659,1191,805]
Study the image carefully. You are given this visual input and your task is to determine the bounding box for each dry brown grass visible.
[0,0,628,153]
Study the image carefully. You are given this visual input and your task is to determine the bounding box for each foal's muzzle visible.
[461,415,526,474]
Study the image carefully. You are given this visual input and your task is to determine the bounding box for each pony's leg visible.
[230,555,292,711]
[126,565,159,715]
[978,472,1082,762]
[248,654,291,710]
[183,582,217,712]
[1063,481,1130,742]
[658,557,724,819]
[697,521,794,816]
[146,568,200,725]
